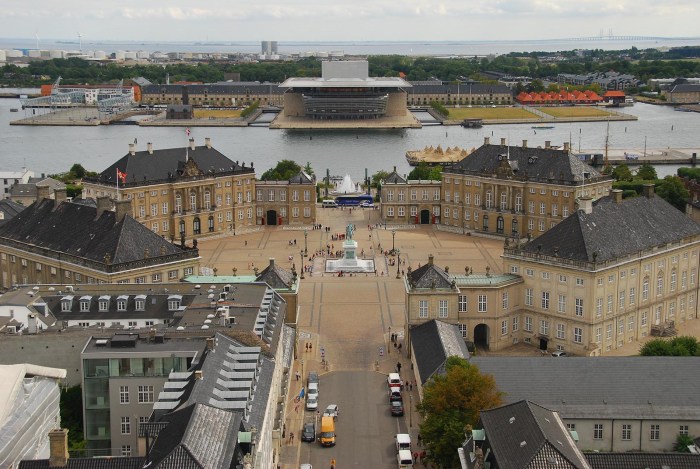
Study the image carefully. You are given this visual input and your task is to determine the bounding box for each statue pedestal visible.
[325,239,376,273]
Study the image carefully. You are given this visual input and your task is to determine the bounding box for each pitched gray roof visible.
[256,259,294,289]
[0,199,25,224]
[446,143,605,185]
[93,144,253,187]
[585,452,700,469]
[471,357,700,420]
[480,400,590,469]
[384,170,407,184]
[408,256,454,289]
[19,458,145,469]
[0,199,192,268]
[411,320,470,384]
[519,193,700,263]
[288,171,314,184]
[669,83,700,93]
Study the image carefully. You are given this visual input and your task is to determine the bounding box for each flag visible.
[186,128,191,136]
[117,168,127,183]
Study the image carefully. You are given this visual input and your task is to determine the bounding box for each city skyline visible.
[1,0,699,43]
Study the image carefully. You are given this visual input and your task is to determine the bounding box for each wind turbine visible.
[77,32,83,52]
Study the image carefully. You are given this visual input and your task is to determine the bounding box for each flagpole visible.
[116,168,119,201]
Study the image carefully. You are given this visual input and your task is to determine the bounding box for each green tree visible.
[259,160,302,181]
[639,339,673,356]
[640,336,700,356]
[417,357,502,468]
[60,385,85,450]
[70,163,87,179]
[303,162,315,176]
[636,163,658,180]
[674,433,695,452]
[611,164,633,181]
[371,170,391,188]
[408,163,442,181]
[656,175,690,211]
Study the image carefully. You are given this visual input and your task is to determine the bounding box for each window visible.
[628,315,635,331]
[575,298,583,317]
[650,424,660,440]
[594,424,603,440]
[619,291,625,309]
[121,416,131,435]
[80,300,90,312]
[541,291,550,309]
[511,265,519,274]
[478,295,487,313]
[607,295,613,314]
[671,269,677,291]
[151,203,158,217]
[559,274,567,283]
[539,202,545,215]
[622,424,631,440]
[629,287,636,305]
[542,272,550,280]
[680,425,689,436]
[558,295,566,313]
[502,292,509,310]
[526,269,534,277]
[117,299,127,311]
[525,288,533,306]
[501,320,508,335]
[656,273,664,295]
[138,385,154,404]
[524,316,532,332]
[643,277,649,300]
[458,324,467,338]
[438,300,448,318]
[596,327,601,343]
[419,300,428,318]
[458,295,467,313]
[512,316,519,332]
[399,207,406,217]
[573,327,582,343]
[119,386,129,404]
[641,311,648,326]
[597,278,603,286]
[152,273,161,282]
[607,324,613,339]
[540,319,549,336]
[121,445,132,457]
[682,271,688,289]
[515,193,522,212]
[556,323,565,339]
[528,201,535,214]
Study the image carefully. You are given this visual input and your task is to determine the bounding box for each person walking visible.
[330,458,336,469]
[289,431,294,444]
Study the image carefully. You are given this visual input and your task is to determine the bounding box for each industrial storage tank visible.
[123,51,137,60]
[93,50,106,59]
[28,50,42,58]
[137,50,149,59]
[0,50,6,62]
[49,50,64,59]
[114,50,126,61]
[6,50,24,58]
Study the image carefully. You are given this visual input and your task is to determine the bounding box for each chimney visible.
[563,142,570,152]
[36,185,51,202]
[500,137,506,146]
[194,370,203,380]
[484,137,490,146]
[189,138,195,151]
[643,184,655,198]
[147,142,153,154]
[205,137,211,149]
[269,258,275,269]
[428,254,434,265]
[95,196,112,219]
[612,189,623,203]
[206,337,215,351]
[522,140,527,148]
[578,197,593,214]
[115,199,132,222]
[128,143,136,156]
[54,188,68,206]
[545,141,551,149]
[48,429,69,468]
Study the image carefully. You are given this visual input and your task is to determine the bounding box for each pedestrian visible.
[244,240,247,246]
[413,452,418,463]
[409,381,413,392]
[417,433,422,446]
[289,431,294,444]
[295,370,300,381]
[420,450,426,463]
[398,343,402,352]
[305,343,309,352]
[330,458,336,469]
[396,362,402,373]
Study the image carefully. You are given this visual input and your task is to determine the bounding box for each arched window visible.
[193,217,201,235]
[496,216,504,234]
[179,220,185,235]
[208,216,214,232]
[482,214,489,231]
[511,218,518,235]
[642,276,649,300]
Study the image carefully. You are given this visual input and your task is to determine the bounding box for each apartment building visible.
[380,169,442,225]
[255,171,316,225]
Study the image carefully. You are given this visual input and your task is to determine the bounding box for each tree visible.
[259,160,301,181]
[60,385,85,451]
[640,336,700,356]
[70,163,87,179]
[417,357,502,468]
[674,433,695,452]
[371,170,391,188]
[408,163,442,181]
[303,162,315,177]
[611,164,633,181]
[656,175,690,212]
[636,163,658,180]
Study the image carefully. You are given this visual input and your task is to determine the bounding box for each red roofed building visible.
[603,90,626,105]
[515,90,603,105]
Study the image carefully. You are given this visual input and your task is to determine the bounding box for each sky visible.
[1,0,699,43]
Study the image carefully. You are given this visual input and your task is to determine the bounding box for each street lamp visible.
[396,252,401,279]
[391,229,396,254]
[300,251,305,279]
[409,393,413,428]
[304,229,308,256]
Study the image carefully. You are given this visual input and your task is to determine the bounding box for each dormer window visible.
[60,296,74,312]
[167,295,182,311]
[99,295,110,312]
[135,295,147,312]
[79,296,92,312]
[117,295,128,312]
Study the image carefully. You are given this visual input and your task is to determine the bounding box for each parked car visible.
[300,464,313,469]
[387,372,401,388]
[360,201,374,208]
[323,404,339,420]
[389,386,402,402]
[307,382,319,400]
[551,351,568,357]
[306,394,319,411]
[308,371,319,389]
[301,422,316,442]
[391,400,404,416]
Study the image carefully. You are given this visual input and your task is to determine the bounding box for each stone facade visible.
[254,172,316,226]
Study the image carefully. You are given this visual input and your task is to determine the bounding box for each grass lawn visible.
[193,109,243,119]
[448,107,539,120]
[536,107,613,118]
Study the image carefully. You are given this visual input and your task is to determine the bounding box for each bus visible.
[335,195,373,206]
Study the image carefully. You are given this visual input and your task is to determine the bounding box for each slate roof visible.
[407,83,511,95]
[0,199,25,225]
[142,83,288,95]
[585,452,700,469]
[480,400,590,469]
[408,255,454,290]
[93,144,253,187]
[147,403,242,469]
[470,357,700,420]
[288,171,314,184]
[256,258,295,289]
[10,177,65,199]
[518,193,700,263]
[445,142,604,185]
[668,83,700,93]
[410,320,470,384]
[384,169,407,184]
[18,458,145,469]
[0,199,191,268]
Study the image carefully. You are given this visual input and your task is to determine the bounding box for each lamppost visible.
[396,251,401,279]
[409,393,413,428]
[391,229,396,254]
[300,251,305,279]
[304,229,308,256]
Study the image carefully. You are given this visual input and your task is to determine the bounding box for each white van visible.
[322,200,338,208]
[387,372,401,388]
[395,433,411,452]
[397,449,414,468]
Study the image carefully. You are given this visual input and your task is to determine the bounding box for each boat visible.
[531,125,554,129]
[461,118,483,128]
[10,108,18,112]
[406,145,473,166]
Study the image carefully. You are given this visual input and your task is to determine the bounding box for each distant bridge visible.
[559,35,700,42]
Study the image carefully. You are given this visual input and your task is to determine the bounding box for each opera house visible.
[272,60,420,129]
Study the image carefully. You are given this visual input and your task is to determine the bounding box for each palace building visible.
[82,138,257,240]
